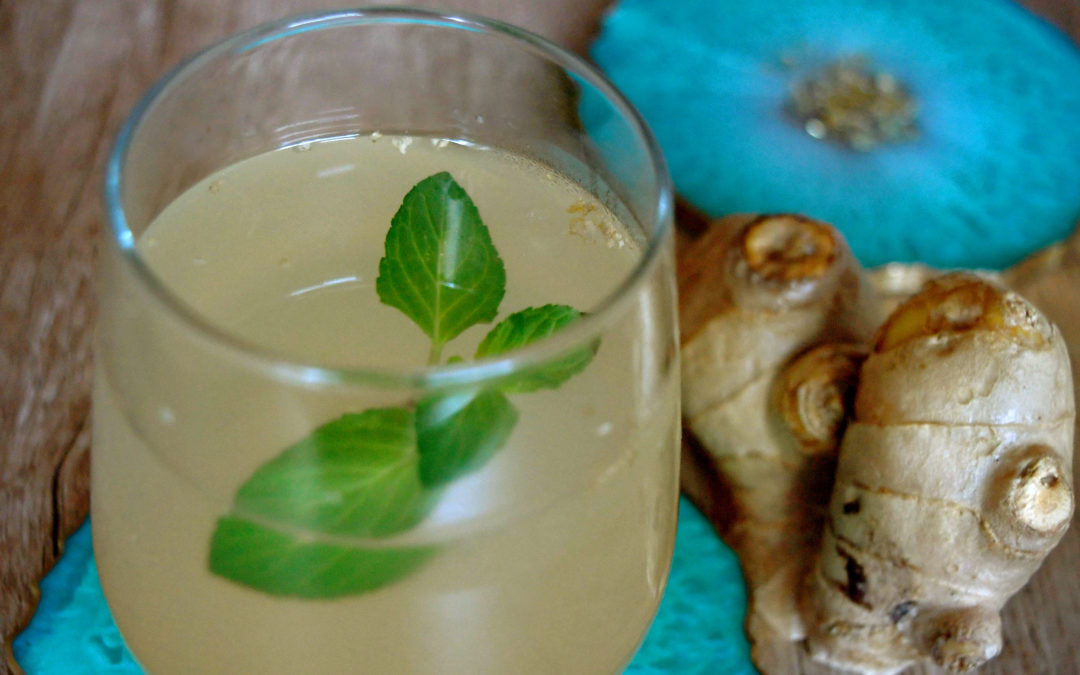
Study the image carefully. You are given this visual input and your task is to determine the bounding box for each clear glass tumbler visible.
[96,8,678,673]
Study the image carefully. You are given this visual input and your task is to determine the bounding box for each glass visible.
[95,8,678,673]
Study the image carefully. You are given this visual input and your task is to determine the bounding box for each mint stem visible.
[428,340,443,366]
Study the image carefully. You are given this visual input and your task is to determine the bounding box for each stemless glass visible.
[95,9,678,674]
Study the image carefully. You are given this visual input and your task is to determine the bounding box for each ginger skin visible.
[1006,220,1080,461]
[802,274,1075,674]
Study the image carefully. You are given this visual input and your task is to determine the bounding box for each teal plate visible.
[590,0,1080,270]
[13,498,755,674]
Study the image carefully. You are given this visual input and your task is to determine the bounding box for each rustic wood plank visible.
[1,2,129,672]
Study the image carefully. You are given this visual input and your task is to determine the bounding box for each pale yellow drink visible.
[93,136,680,673]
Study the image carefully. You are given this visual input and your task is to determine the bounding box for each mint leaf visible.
[208,516,433,598]
[229,409,435,538]
[416,388,518,487]
[376,172,506,362]
[208,409,441,597]
[476,304,598,393]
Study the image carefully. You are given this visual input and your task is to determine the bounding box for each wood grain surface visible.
[1,1,1076,674]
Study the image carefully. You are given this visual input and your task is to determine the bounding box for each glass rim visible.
[103,6,674,390]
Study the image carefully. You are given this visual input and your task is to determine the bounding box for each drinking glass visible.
[96,8,678,673]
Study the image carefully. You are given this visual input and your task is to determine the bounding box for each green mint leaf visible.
[376,172,506,361]
[475,304,598,393]
[208,408,441,598]
[230,409,435,538]
[416,388,518,487]
[208,516,434,598]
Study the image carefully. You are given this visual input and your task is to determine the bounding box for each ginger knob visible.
[775,342,867,458]
[875,273,1047,352]
[740,214,836,280]
[985,445,1074,552]
[913,606,1002,672]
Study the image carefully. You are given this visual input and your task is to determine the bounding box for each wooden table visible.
[2,1,1077,674]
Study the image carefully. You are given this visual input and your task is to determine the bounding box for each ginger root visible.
[678,214,877,668]
[679,214,873,573]
[803,273,1075,674]
[678,214,1077,675]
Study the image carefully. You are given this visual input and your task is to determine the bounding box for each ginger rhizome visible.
[679,214,871,575]
[802,273,1075,674]
[677,213,1077,675]
[678,214,876,668]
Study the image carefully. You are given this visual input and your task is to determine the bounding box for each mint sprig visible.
[209,171,600,598]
